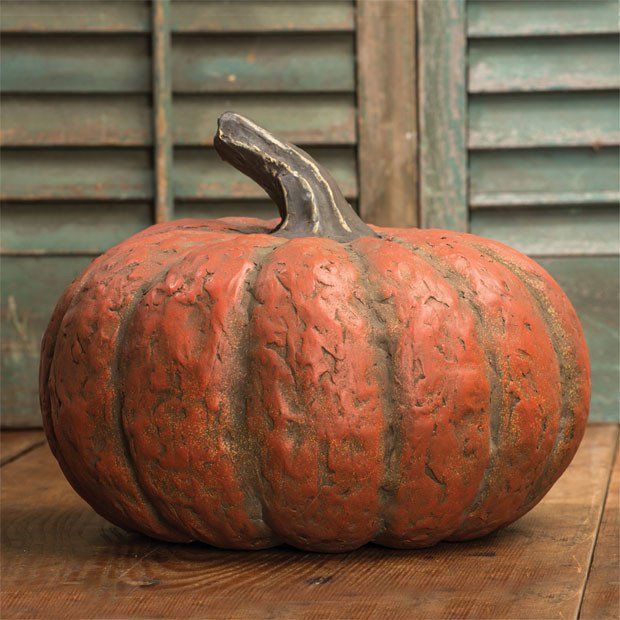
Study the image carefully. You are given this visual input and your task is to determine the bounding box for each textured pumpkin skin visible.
[40,216,590,552]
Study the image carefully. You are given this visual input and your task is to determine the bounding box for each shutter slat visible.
[1,94,356,146]
[469,92,620,149]
[1,34,354,94]
[470,148,619,207]
[1,149,152,201]
[471,206,620,256]
[0,1,354,34]
[175,94,356,145]
[1,36,151,93]
[469,36,620,93]
[468,0,618,37]
[175,201,279,221]
[172,34,355,93]
[0,1,149,33]
[0,95,151,146]
[1,147,357,201]
[175,147,357,200]
[1,203,152,253]
[172,1,354,33]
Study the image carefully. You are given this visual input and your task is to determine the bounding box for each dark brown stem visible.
[214,112,377,242]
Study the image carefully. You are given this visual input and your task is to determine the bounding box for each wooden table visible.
[1,425,617,619]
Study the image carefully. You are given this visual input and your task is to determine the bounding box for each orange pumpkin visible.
[40,113,590,552]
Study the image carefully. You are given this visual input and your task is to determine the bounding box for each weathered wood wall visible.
[1,0,618,425]
[419,0,619,422]
[0,0,363,426]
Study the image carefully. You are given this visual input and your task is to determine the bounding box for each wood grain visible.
[0,147,356,202]
[152,0,174,223]
[1,425,616,619]
[469,36,619,93]
[469,92,620,149]
[1,203,152,254]
[0,94,356,147]
[467,0,618,37]
[356,0,417,227]
[171,0,354,33]
[0,34,354,94]
[581,439,620,618]
[418,0,467,230]
[0,430,44,466]
[471,206,619,256]
[470,147,619,208]
[0,0,354,34]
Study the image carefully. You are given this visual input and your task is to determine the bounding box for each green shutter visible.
[0,0,358,427]
[467,0,619,421]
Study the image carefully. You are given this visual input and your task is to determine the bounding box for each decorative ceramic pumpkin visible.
[40,113,590,552]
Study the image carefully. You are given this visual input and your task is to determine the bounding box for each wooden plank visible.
[0,0,354,34]
[1,256,95,427]
[0,147,356,201]
[174,147,357,200]
[0,94,355,147]
[1,34,353,94]
[172,34,355,93]
[418,0,467,230]
[152,0,174,223]
[172,0,354,33]
[469,92,620,149]
[1,149,153,201]
[469,36,620,93]
[1,425,616,617]
[1,35,151,93]
[174,94,356,146]
[175,200,279,221]
[581,441,620,618]
[468,0,618,37]
[0,95,151,147]
[175,200,357,223]
[1,203,152,253]
[537,257,620,423]
[470,147,620,207]
[0,431,44,465]
[471,206,620,256]
[356,0,417,227]
[0,0,149,33]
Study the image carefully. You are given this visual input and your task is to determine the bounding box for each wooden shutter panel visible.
[467,0,619,422]
[419,0,619,421]
[0,0,365,427]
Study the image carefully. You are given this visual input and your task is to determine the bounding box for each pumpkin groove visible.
[344,242,400,540]
[389,236,505,538]
[472,240,589,506]
[122,235,285,548]
[40,113,590,552]
[399,232,562,539]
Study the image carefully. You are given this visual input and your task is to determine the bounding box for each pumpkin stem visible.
[214,112,376,242]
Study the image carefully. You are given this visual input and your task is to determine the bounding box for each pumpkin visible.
[40,113,590,552]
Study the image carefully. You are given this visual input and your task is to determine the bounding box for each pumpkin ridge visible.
[469,240,584,507]
[248,238,384,550]
[344,243,399,541]
[48,250,192,540]
[47,255,185,536]
[406,232,563,538]
[41,270,135,532]
[232,239,285,546]
[115,263,196,540]
[120,235,284,547]
[388,235,503,538]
